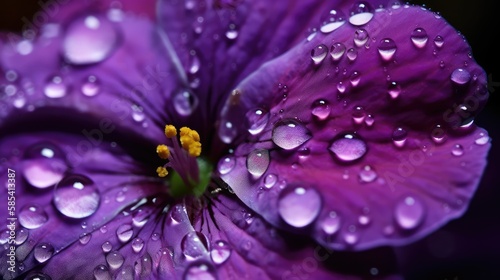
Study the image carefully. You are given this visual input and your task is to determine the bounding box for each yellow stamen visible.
[179,127,202,157]
[156,166,168,177]
[156,144,170,159]
[165,125,177,138]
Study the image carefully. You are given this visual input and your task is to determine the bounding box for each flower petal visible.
[217,5,491,250]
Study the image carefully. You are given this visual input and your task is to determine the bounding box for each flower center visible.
[155,125,212,197]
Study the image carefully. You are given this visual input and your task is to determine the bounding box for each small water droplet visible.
[15,228,29,245]
[348,2,374,26]
[188,52,201,74]
[358,215,370,226]
[330,42,346,61]
[106,251,124,269]
[278,185,322,228]
[352,106,366,124]
[116,224,133,243]
[81,75,100,97]
[450,68,471,85]
[25,272,51,280]
[181,231,209,260]
[321,211,341,235]
[54,174,100,219]
[210,240,232,265]
[218,121,237,144]
[132,237,144,253]
[411,27,428,48]
[264,174,277,189]
[392,127,407,148]
[246,149,270,178]
[17,40,33,55]
[394,196,425,230]
[63,15,118,65]
[475,132,489,145]
[346,48,358,61]
[184,261,217,280]
[433,35,444,48]
[131,105,145,122]
[306,28,317,41]
[225,23,238,40]
[311,99,330,120]
[22,141,67,189]
[311,44,329,65]
[79,232,92,245]
[354,28,369,47]
[19,205,48,229]
[350,71,361,86]
[246,108,269,135]
[151,233,160,241]
[44,76,67,98]
[365,114,375,126]
[378,38,397,61]
[272,120,311,150]
[34,243,54,263]
[344,231,359,245]
[451,144,464,156]
[329,133,367,162]
[173,89,199,116]
[320,9,346,33]
[102,241,112,253]
[431,124,446,144]
[388,81,401,99]
[93,264,111,280]
[218,156,236,175]
[337,82,347,93]
[359,165,377,183]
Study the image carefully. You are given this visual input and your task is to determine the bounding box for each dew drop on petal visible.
[352,106,366,124]
[246,108,269,135]
[63,15,118,65]
[132,237,144,253]
[350,71,361,87]
[388,81,401,99]
[319,9,346,33]
[210,240,232,265]
[181,231,209,260]
[346,48,358,61]
[321,211,341,235]
[116,224,133,243]
[173,89,199,117]
[184,261,217,280]
[25,272,51,280]
[246,149,270,178]
[431,124,446,144]
[102,241,112,253]
[394,196,425,230]
[365,114,375,126]
[450,68,471,85]
[433,35,444,48]
[188,53,201,74]
[451,144,464,156]
[218,121,237,144]
[311,99,330,120]
[344,232,359,245]
[311,44,329,65]
[337,82,347,93]
[272,120,311,150]
[53,174,100,219]
[348,2,374,26]
[264,173,277,189]
[330,42,346,61]
[354,28,369,47]
[81,75,100,97]
[34,243,54,263]
[15,228,29,245]
[131,105,145,122]
[94,265,112,280]
[410,27,428,48]
[225,23,239,40]
[22,141,67,189]
[392,127,407,148]
[475,132,490,145]
[278,185,322,228]
[359,165,377,183]
[329,133,367,162]
[18,204,48,229]
[44,76,67,98]
[106,251,124,269]
[377,38,397,61]
[217,156,236,175]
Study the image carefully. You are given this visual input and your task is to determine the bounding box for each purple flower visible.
[0,0,491,279]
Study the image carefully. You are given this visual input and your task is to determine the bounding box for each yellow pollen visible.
[156,144,170,159]
[165,125,177,138]
[156,166,168,177]
[179,127,202,157]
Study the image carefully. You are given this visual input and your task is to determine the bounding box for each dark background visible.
[1,1,499,279]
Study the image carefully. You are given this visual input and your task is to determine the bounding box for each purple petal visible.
[217,5,491,250]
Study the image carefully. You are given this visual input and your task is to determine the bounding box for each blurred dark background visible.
[1,1,499,279]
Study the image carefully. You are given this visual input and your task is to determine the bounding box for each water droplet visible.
[246,149,270,178]
[337,82,347,93]
[264,174,278,189]
[392,127,407,148]
[22,141,67,189]
[354,28,369,47]
[344,231,359,245]
[311,99,330,120]
[44,76,67,98]
[306,28,317,41]
[25,272,52,280]
[132,237,144,253]
[352,106,366,124]
[173,89,199,116]
[378,38,397,61]
[246,108,269,135]
[79,232,92,245]
[349,2,374,26]
[13,96,27,108]
[218,121,237,144]
[475,132,489,145]
[19,204,48,229]
[359,165,377,183]
[358,215,370,226]
[431,124,446,144]
[388,81,401,99]
[350,71,361,86]
[433,35,444,48]
[34,243,54,263]
[188,52,201,74]
[81,75,100,97]
[131,105,145,122]
[451,144,464,156]
[411,27,428,48]
[450,68,471,85]
[151,233,160,241]
[272,120,311,150]
[329,133,367,162]
[218,156,236,175]
[106,251,124,269]
[116,224,133,243]
[184,261,217,280]
[17,40,33,55]
[365,114,375,126]
[93,264,111,280]
[321,211,341,235]
[54,174,100,219]
[278,185,322,228]
[346,48,358,61]
[210,240,231,265]
[102,241,112,253]
[63,15,118,65]
[330,42,346,61]
[15,229,29,245]
[394,196,425,230]
[181,231,209,260]
[311,44,329,65]
[320,9,346,33]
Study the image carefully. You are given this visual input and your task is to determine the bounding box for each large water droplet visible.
[388,81,401,99]
[272,120,311,150]
[411,27,428,48]
[450,68,471,85]
[44,76,67,98]
[173,89,199,116]
[217,156,236,175]
[311,44,329,65]
[330,42,346,61]
[246,108,269,135]
[210,240,231,265]
[34,243,54,263]
[394,196,425,230]
[181,231,209,260]
[116,224,133,243]
[53,174,100,219]
[246,149,270,178]
[22,141,67,189]
[184,261,217,280]
[106,251,124,269]
[321,211,341,235]
[353,28,369,47]
[392,127,407,148]
[132,237,144,253]
[349,2,374,26]
[81,75,100,97]
[93,265,112,280]
[63,15,118,65]
[278,185,322,228]
[311,99,330,120]
[320,9,346,33]
[377,38,397,61]
[19,204,48,229]
[329,133,367,162]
